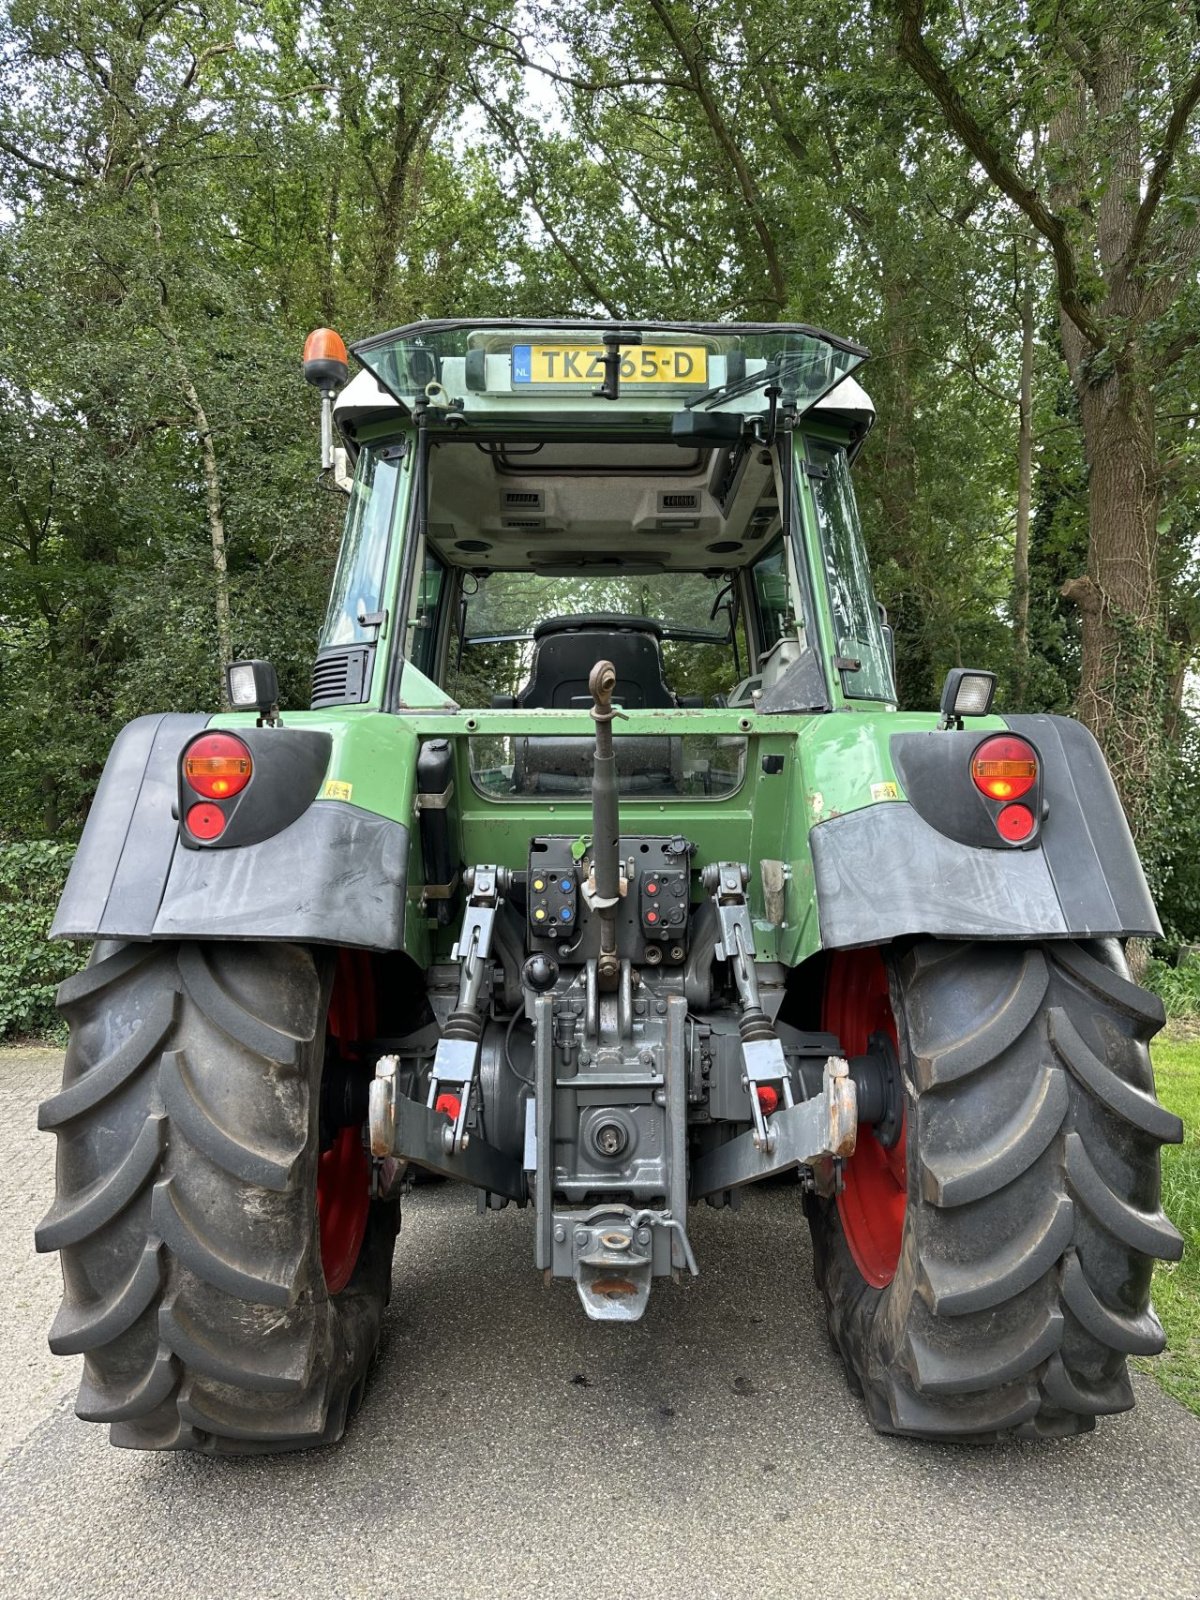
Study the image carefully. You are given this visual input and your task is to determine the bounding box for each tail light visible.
[970,735,1037,802]
[184,733,253,799]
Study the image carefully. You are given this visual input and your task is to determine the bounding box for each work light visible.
[226,659,279,722]
[938,667,996,728]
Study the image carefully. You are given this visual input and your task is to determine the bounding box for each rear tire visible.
[808,938,1184,1440]
[36,940,398,1453]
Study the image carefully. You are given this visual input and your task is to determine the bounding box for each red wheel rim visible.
[318,950,374,1294]
[317,1126,370,1293]
[823,948,906,1288]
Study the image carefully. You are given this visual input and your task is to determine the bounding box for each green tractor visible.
[37,318,1183,1452]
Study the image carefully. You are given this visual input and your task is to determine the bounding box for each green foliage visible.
[0,842,80,1039]
[1144,956,1200,1022]
[1155,723,1200,942]
[0,0,515,838]
[1137,1037,1200,1416]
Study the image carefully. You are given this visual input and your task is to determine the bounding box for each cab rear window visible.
[469,734,747,800]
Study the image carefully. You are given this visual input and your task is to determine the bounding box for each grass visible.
[1138,1031,1200,1415]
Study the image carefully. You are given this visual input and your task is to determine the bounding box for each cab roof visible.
[347,318,871,429]
[353,316,869,358]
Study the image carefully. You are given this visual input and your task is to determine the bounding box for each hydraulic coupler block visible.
[638,866,689,942]
[528,863,578,941]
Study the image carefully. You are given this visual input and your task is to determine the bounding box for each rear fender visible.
[810,713,1160,949]
[52,713,410,950]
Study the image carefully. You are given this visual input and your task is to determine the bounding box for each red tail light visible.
[184,733,252,799]
[971,735,1037,802]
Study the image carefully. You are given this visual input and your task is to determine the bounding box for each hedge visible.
[0,841,82,1040]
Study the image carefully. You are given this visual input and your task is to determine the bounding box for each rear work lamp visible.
[938,668,997,730]
[227,659,280,724]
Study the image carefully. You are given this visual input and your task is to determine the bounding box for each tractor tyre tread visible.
[37,940,397,1454]
[809,938,1181,1441]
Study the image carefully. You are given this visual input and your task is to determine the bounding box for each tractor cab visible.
[315,319,894,722]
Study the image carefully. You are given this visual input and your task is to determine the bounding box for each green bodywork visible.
[213,314,1009,972]
[213,700,998,969]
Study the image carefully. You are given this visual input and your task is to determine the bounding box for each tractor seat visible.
[516,614,675,709]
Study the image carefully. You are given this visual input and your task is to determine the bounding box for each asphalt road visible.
[3,1047,1199,1600]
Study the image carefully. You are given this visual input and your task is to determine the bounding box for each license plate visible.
[511,343,708,387]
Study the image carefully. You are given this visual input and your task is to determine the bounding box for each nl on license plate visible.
[511,343,708,387]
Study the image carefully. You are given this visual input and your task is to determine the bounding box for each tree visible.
[0,0,519,834]
[488,1,1040,709]
[890,0,1200,832]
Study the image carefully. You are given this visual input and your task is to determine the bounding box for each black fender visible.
[51,713,410,950]
[810,713,1160,949]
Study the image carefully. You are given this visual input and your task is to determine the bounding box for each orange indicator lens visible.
[184,733,252,800]
[970,736,1037,802]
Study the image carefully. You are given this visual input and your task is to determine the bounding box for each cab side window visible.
[410,546,445,679]
[750,541,797,660]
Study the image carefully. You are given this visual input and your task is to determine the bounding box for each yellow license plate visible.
[511,343,708,387]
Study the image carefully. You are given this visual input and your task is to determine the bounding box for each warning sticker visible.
[870,781,900,802]
[322,779,353,802]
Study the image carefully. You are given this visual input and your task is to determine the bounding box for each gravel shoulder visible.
[4,1047,1199,1600]
[1,1048,80,1453]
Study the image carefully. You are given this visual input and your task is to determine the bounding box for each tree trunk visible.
[177,367,235,692]
[868,274,930,702]
[1012,286,1034,703]
[1063,364,1160,815]
[320,105,343,325]
[144,178,235,700]
[369,91,412,316]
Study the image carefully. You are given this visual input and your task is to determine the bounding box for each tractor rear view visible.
[37,318,1183,1452]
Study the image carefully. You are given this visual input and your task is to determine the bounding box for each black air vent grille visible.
[311,645,373,707]
[658,491,701,512]
[502,517,545,530]
[503,490,544,509]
